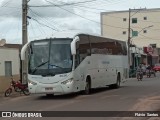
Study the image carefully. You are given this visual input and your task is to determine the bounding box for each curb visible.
[0,92,23,99]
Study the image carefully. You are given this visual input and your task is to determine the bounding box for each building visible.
[0,45,21,93]
[101,8,160,48]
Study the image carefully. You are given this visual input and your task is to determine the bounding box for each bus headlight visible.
[28,80,37,85]
[61,78,74,85]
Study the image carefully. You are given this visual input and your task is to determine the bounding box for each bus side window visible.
[75,54,80,68]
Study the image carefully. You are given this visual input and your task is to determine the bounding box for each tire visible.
[5,88,12,97]
[23,88,30,96]
[109,74,120,89]
[84,79,91,95]
[46,94,54,97]
[115,74,121,88]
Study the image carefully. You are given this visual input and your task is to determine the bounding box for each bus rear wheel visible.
[46,94,54,97]
[109,74,120,89]
[84,80,91,95]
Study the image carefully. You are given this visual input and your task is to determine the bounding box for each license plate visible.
[45,87,53,91]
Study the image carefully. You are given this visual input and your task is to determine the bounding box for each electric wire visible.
[29,8,59,31]
[44,0,127,30]
[29,0,97,7]
[29,10,48,36]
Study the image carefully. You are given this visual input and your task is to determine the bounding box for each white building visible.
[101,8,160,48]
[0,47,20,93]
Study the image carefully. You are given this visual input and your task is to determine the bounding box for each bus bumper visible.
[28,83,75,95]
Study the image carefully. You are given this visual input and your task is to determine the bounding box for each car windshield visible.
[28,39,73,76]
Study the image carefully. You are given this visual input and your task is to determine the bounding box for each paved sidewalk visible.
[0,91,24,99]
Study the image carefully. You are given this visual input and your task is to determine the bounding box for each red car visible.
[153,64,160,72]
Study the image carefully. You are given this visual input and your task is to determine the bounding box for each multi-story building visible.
[101,8,160,67]
[101,8,160,47]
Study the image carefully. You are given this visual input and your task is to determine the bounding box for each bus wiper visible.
[49,64,64,69]
[32,60,49,74]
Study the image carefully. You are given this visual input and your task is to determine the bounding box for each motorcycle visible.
[4,77,30,97]
[146,69,151,78]
[146,69,156,78]
[137,71,143,81]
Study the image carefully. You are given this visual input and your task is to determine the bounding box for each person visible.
[136,64,143,81]
[146,64,151,70]
[146,64,152,77]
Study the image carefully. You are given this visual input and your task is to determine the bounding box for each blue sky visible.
[0,0,160,44]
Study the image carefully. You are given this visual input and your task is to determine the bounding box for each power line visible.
[28,16,58,31]
[44,0,127,30]
[29,10,48,36]
[29,8,60,31]
[139,33,160,40]
[1,0,12,7]
[29,0,97,7]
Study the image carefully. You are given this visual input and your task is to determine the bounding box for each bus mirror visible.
[71,36,79,55]
[21,42,30,60]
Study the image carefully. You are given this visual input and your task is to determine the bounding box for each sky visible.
[0,0,160,44]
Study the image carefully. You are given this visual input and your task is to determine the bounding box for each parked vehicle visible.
[153,63,160,72]
[4,77,30,97]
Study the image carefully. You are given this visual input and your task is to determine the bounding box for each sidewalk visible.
[0,91,24,99]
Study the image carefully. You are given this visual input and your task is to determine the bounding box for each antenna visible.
[0,39,6,46]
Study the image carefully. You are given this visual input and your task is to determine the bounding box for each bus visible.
[21,32,129,96]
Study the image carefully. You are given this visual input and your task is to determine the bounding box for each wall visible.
[0,48,20,93]
[101,8,160,48]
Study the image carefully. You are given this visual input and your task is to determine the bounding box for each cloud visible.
[0,0,101,43]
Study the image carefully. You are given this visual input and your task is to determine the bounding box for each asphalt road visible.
[0,72,160,120]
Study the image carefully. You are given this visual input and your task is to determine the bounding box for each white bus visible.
[21,32,129,96]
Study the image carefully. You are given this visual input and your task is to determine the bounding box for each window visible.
[90,36,127,55]
[144,17,147,20]
[123,18,127,21]
[5,61,12,76]
[132,31,138,37]
[132,18,137,23]
[76,34,91,65]
[123,31,126,35]
[143,30,147,33]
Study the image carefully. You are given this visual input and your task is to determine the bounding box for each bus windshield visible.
[29,39,73,76]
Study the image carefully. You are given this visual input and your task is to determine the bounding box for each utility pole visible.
[128,8,131,72]
[21,0,29,84]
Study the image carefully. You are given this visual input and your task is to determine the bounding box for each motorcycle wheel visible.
[23,88,30,96]
[5,88,12,97]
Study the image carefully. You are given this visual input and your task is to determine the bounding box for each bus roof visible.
[52,31,125,42]
[32,31,125,43]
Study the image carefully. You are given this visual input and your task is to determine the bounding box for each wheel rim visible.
[5,89,12,97]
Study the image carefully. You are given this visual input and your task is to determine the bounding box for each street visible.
[0,73,160,120]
